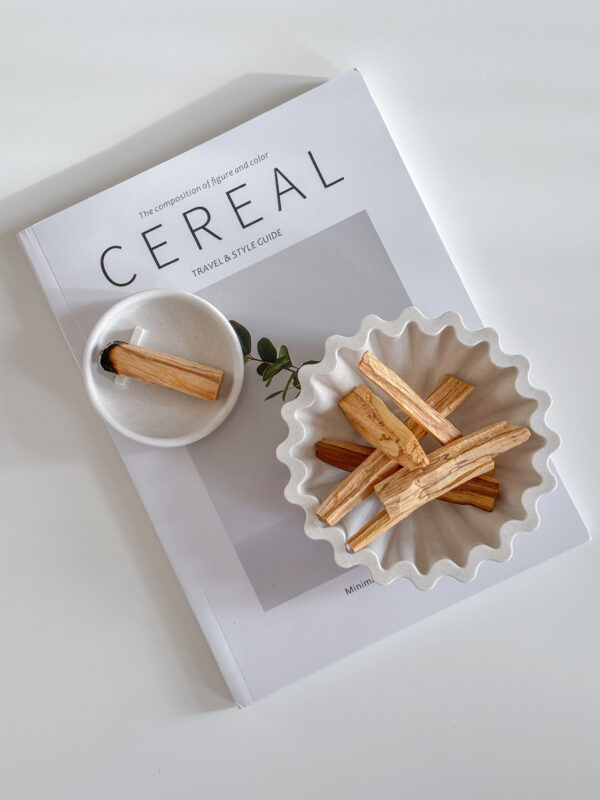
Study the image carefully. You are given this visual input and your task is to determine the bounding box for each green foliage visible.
[230,321,319,402]
[262,360,286,385]
[281,373,295,401]
[229,320,251,356]
[257,337,277,362]
[278,344,290,363]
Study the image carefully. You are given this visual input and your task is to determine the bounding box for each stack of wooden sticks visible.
[315,351,531,553]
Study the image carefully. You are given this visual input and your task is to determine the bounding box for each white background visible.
[1,1,598,797]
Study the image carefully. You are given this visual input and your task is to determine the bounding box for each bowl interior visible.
[293,322,545,575]
[84,291,244,446]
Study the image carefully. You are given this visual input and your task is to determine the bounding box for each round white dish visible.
[83,289,244,447]
[276,308,560,589]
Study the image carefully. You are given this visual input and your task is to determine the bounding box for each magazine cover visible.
[18,69,589,705]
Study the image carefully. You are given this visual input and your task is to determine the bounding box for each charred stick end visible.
[99,341,124,374]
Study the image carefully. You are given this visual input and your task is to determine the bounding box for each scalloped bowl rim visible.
[275,308,560,589]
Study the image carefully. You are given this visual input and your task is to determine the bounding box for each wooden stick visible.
[346,422,530,552]
[375,422,529,517]
[316,449,400,525]
[376,456,497,522]
[347,459,498,552]
[100,341,224,401]
[350,510,394,548]
[403,374,475,440]
[315,438,499,512]
[376,422,529,518]
[359,351,462,443]
[338,385,429,468]
[316,375,473,526]
[315,439,374,471]
[441,471,499,511]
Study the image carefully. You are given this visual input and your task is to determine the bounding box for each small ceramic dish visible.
[83,289,244,447]
[276,308,560,589]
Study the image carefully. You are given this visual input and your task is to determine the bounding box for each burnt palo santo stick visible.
[315,438,499,512]
[316,375,474,526]
[100,341,224,402]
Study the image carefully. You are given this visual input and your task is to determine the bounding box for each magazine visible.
[18,70,589,705]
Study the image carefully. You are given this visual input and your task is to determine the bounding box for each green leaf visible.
[281,372,295,402]
[256,362,268,375]
[229,320,251,356]
[300,359,319,367]
[292,373,300,389]
[261,364,278,383]
[278,344,290,362]
[262,360,286,383]
[257,337,277,362]
[264,390,284,401]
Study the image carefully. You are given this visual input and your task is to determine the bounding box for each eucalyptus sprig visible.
[230,320,318,401]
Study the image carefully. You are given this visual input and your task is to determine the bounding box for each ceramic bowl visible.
[276,308,559,589]
[83,289,244,447]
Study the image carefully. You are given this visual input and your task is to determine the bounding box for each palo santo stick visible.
[316,375,473,526]
[348,422,530,552]
[317,450,400,525]
[338,385,428,468]
[377,456,497,523]
[375,422,531,517]
[359,351,462,443]
[315,438,499,512]
[403,374,474,440]
[352,510,393,547]
[315,438,495,472]
[315,439,374,471]
[347,458,496,552]
[100,341,224,402]
[375,421,529,518]
[442,472,499,512]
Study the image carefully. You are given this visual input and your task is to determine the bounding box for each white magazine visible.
[19,70,589,705]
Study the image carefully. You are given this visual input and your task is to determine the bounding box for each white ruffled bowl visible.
[276,308,560,589]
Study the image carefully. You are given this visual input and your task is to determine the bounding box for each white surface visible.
[0,1,598,797]
[278,308,560,587]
